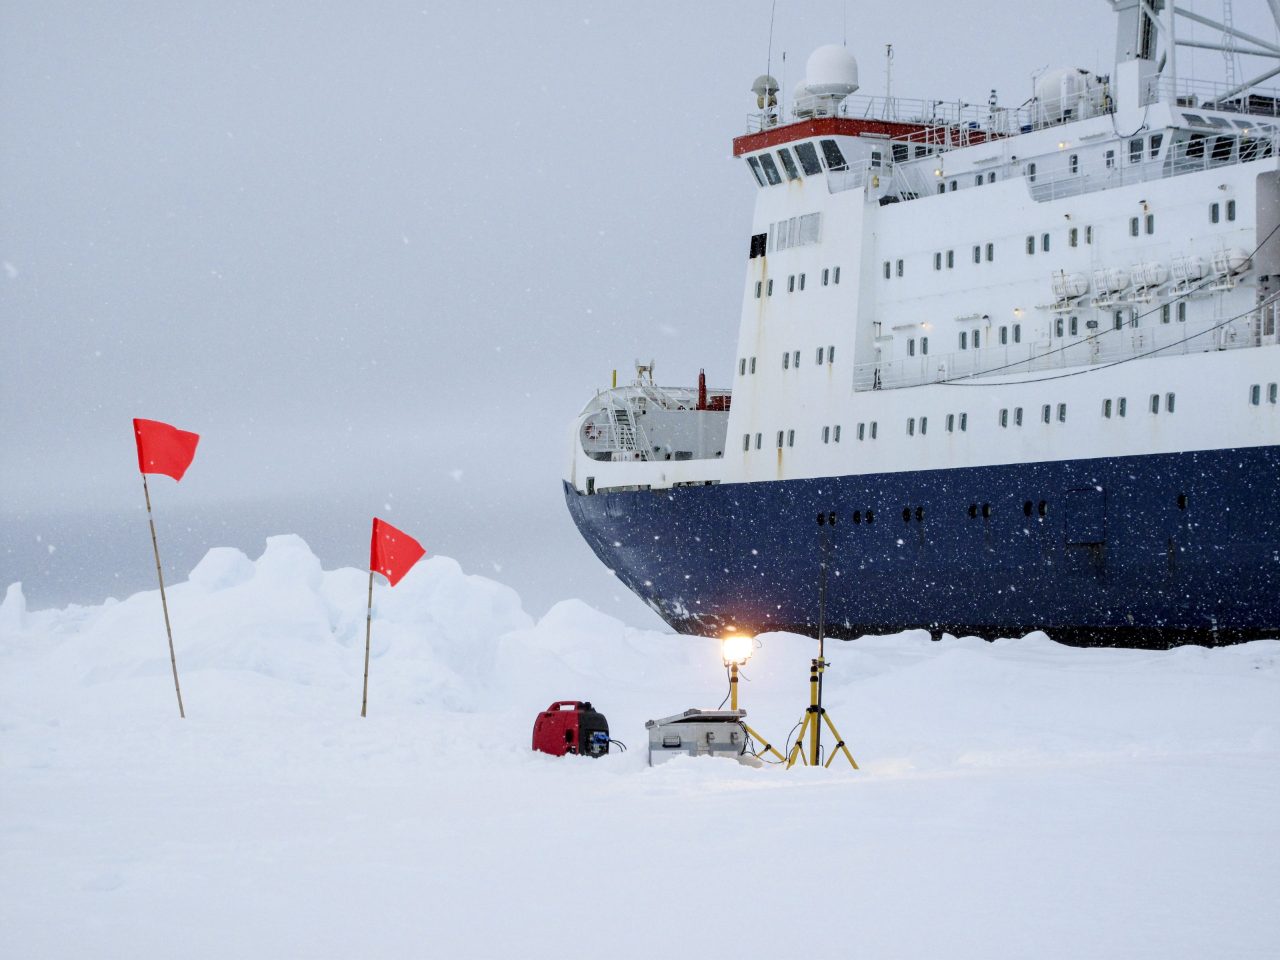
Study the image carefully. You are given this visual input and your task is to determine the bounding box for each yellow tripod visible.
[786,657,858,769]
[729,660,785,762]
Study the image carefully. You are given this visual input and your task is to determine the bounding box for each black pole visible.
[815,518,830,761]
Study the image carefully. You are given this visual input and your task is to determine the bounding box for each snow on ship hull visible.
[565,444,1280,647]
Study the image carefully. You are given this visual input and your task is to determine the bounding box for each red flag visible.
[370,518,425,587]
[133,418,200,481]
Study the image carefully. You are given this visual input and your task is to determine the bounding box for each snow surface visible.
[2,535,1277,959]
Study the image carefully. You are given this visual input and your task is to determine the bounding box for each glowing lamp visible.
[721,633,753,666]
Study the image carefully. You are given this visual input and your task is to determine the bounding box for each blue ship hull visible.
[564,446,1280,646]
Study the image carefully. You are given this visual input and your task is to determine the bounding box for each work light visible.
[721,633,753,666]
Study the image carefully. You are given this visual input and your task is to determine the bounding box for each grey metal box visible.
[645,708,758,766]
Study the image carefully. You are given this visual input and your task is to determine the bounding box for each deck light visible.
[721,633,753,666]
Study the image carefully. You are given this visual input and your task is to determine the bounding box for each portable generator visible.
[532,701,611,757]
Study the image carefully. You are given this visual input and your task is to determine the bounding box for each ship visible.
[563,0,1280,647]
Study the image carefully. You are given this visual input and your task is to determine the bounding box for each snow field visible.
[2,536,1277,958]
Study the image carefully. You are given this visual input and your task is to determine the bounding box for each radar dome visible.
[804,44,859,97]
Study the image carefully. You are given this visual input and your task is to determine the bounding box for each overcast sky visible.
[3,1,1274,620]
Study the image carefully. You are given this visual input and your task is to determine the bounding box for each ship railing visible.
[1154,76,1280,117]
[1025,131,1280,203]
[852,310,1276,392]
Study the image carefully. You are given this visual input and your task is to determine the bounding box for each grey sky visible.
[3,1,1273,619]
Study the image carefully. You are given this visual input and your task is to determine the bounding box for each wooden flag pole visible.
[360,568,374,717]
[142,473,185,719]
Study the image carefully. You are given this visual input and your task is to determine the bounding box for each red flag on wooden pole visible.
[362,518,426,717]
[133,418,200,718]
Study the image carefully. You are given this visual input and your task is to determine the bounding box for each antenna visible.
[766,0,777,77]
[883,44,895,119]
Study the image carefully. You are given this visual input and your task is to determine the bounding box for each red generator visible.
[532,701,611,757]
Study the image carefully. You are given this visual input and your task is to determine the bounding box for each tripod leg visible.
[786,713,812,768]
[820,710,859,770]
[743,723,785,762]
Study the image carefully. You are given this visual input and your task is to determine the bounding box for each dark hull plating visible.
[564,446,1280,647]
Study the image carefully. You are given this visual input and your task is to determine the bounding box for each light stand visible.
[785,513,859,769]
[721,635,785,762]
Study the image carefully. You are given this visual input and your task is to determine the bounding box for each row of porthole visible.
[813,493,1188,529]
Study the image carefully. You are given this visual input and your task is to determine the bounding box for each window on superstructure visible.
[816,347,824,365]
[749,233,767,258]
[1105,149,1115,168]
[758,153,782,185]
[833,266,841,284]
[883,261,891,279]
[1114,310,1124,330]
[921,337,929,355]
[947,250,955,269]
[1042,233,1050,252]
[973,245,982,264]
[870,421,878,439]
[754,281,762,299]
[959,331,968,349]
[986,243,994,262]
[987,171,996,183]
[1129,307,1139,327]
[1069,316,1078,336]
[1250,384,1261,405]
[750,357,756,374]
[1055,317,1064,337]
[1161,304,1171,324]
[767,278,774,296]
[799,273,806,291]
[1070,227,1078,247]
[1149,133,1163,158]
[1211,202,1221,223]
[934,252,942,271]
[1118,397,1127,417]
[1145,214,1154,235]
[819,139,848,171]
[834,425,842,442]
[1042,403,1051,423]
[1129,138,1143,164]
[907,417,915,436]
[1069,154,1079,175]
[1211,136,1234,164]
[777,147,801,181]
[973,329,981,348]
[896,259,904,277]
[1177,301,1186,322]
[950,180,958,192]
[1027,162,1037,182]
[947,413,955,432]
[1269,383,1278,404]
[1026,236,1035,255]
[783,352,790,369]
[1014,407,1024,427]
[1150,393,1160,414]
[920,417,928,435]
[870,149,883,168]
[999,409,1008,428]
[1241,138,1262,163]
[795,142,823,175]
[915,146,929,159]
[746,156,767,187]
[777,431,785,448]
[975,175,983,187]
[823,426,830,444]
[1086,225,1093,244]
[743,434,750,451]
[739,358,746,376]
[1013,323,1021,343]
[857,423,865,441]
[1057,403,1067,423]
[828,345,835,363]
[794,349,800,367]
[1227,200,1237,221]
[1103,399,1112,418]
[938,182,946,195]
[1186,135,1205,160]
[999,326,1008,345]
[1130,217,1140,237]
[1166,392,1176,413]
[893,143,909,163]
[787,429,795,447]
[960,412,968,431]
[822,268,830,286]
[908,338,916,357]
[755,432,762,449]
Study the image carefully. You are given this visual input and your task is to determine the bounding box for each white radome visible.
[803,44,859,97]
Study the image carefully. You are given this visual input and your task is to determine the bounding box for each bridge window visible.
[746,156,766,186]
[749,233,767,258]
[1211,136,1234,163]
[795,141,823,175]
[777,147,801,181]
[819,139,847,171]
[757,153,782,185]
